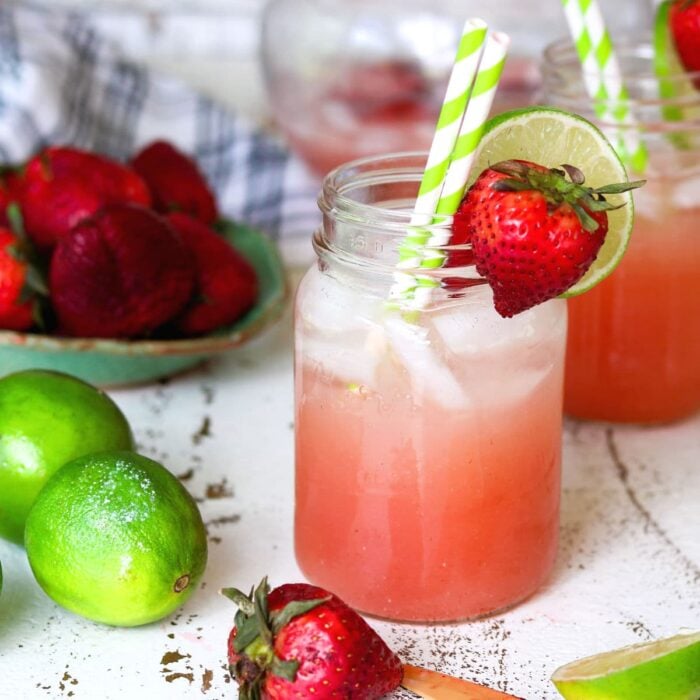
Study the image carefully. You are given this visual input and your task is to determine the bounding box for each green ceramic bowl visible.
[0,220,288,386]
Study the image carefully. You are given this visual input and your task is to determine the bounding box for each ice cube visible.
[632,177,667,221]
[298,268,383,334]
[301,326,388,389]
[430,287,534,355]
[384,316,471,410]
[672,174,700,212]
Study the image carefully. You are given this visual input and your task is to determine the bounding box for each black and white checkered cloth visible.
[0,4,320,264]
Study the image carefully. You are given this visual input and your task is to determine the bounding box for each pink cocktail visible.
[564,184,700,422]
[294,154,567,622]
[543,37,700,423]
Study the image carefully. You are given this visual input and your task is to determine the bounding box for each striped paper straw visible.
[390,28,510,309]
[397,18,488,269]
[561,0,648,173]
[436,32,510,218]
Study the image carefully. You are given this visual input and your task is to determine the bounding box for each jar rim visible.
[542,35,700,90]
[320,151,454,233]
[315,151,478,287]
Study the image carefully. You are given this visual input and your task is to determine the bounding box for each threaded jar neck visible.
[315,152,482,298]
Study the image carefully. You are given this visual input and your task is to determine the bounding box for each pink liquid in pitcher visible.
[282,59,539,177]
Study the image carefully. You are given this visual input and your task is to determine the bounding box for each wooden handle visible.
[401,665,526,700]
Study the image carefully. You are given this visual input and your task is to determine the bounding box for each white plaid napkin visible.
[0,5,320,265]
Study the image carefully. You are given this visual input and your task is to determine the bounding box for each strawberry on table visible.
[222,578,403,700]
[456,160,643,317]
[17,146,151,251]
[167,213,258,336]
[50,203,194,338]
[131,140,218,225]
[669,0,700,87]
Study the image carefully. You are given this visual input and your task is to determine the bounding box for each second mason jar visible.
[294,154,568,622]
[543,37,700,424]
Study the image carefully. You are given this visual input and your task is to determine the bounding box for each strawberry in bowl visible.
[0,141,286,385]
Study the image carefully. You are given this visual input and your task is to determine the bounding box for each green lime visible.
[468,107,636,297]
[25,451,208,627]
[552,630,700,700]
[0,369,134,544]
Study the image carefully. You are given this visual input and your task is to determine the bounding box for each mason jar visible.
[542,37,700,424]
[294,153,568,622]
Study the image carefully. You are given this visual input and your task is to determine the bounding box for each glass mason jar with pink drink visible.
[542,37,700,424]
[294,154,568,622]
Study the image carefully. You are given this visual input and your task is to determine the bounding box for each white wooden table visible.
[1,306,698,699]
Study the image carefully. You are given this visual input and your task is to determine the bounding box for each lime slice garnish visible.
[467,107,635,297]
[551,630,700,700]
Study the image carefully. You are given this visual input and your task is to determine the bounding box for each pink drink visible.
[565,186,700,422]
[543,37,700,423]
[275,59,539,177]
[295,262,567,621]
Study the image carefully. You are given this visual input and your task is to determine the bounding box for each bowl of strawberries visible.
[0,141,287,385]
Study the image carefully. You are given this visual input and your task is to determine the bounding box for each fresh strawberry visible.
[166,213,258,335]
[50,203,194,338]
[670,0,700,88]
[130,140,218,224]
[0,203,48,331]
[0,170,21,226]
[447,206,476,269]
[0,227,35,331]
[17,146,151,251]
[222,578,403,700]
[456,160,643,317]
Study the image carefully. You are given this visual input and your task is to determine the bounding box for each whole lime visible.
[0,369,134,543]
[25,451,208,627]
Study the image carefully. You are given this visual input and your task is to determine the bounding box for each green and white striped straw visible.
[396,18,488,272]
[435,32,511,217]
[391,25,511,309]
[561,0,648,173]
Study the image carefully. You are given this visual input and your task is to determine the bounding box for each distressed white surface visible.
[0,306,698,699]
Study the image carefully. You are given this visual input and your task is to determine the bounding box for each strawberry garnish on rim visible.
[221,578,403,700]
[669,0,700,88]
[456,159,644,317]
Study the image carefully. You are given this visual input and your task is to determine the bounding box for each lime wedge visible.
[468,107,635,297]
[551,630,700,700]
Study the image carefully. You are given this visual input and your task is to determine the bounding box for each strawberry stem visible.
[221,587,255,616]
[488,160,645,234]
[221,578,330,690]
